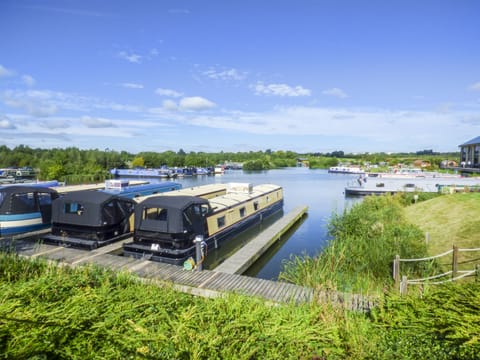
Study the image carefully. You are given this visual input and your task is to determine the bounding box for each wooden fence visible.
[393,245,480,295]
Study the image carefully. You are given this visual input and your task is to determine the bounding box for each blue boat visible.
[110,167,176,178]
[101,179,182,198]
[0,185,59,237]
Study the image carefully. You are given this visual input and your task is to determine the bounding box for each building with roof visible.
[459,136,480,168]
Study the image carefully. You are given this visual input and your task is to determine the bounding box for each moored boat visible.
[122,183,284,265]
[328,166,365,174]
[101,179,181,198]
[41,183,229,249]
[0,186,59,237]
[45,191,137,248]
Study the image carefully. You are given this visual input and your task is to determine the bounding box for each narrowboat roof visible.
[132,183,227,203]
[209,184,282,212]
[52,190,136,226]
[0,185,58,195]
[59,190,128,205]
[138,195,209,209]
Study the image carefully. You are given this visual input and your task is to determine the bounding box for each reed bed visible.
[279,195,429,293]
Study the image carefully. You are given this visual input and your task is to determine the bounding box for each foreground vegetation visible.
[1,194,479,358]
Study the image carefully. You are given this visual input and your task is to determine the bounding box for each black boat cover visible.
[135,195,209,233]
[0,185,58,214]
[52,190,135,227]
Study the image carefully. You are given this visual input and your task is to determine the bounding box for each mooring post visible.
[452,244,458,279]
[400,275,408,296]
[194,235,204,271]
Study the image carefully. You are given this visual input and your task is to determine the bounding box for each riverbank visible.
[1,191,480,358]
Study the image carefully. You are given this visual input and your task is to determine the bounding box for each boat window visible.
[65,202,85,215]
[11,192,36,214]
[38,193,53,206]
[0,191,5,208]
[239,207,246,218]
[103,201,118,225]
[217,215,226,228]
[143,207,167,221]
[253,201,259,211]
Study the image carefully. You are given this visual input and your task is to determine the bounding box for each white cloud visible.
[117,51,142,64]
[179,96,216,111]
[252,82,311,97]
[2,91,58,117]
[203,68,246,81]
[81,116,117,128]
[0,64,15,78]
[469,82,480,91]
[22,75,36,87]
[0,115,16,129]
[155,88,183,97]
[121,83,144,89]
[163,99,178,111]
[322,87,348,98]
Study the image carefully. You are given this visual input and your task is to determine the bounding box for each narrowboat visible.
[122,183,284,265]
[42,183,228,249]
[101,179,182,198]
[45,191,137,249]
[0,185,59,237]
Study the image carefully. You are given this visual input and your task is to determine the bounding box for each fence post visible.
[452,245,458,279]
[393,255,400,289]
[425,232,430,245]
[400,275,408,296]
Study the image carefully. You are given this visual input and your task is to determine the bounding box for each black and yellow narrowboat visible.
[122,183,284,265]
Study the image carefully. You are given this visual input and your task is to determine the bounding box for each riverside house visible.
[459,136,480,168]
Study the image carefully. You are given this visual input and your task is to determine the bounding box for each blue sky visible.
[1,0,479,154]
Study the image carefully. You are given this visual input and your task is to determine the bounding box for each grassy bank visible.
[1,194,480,358]
[1,253,479,359]
[279,195,429,294]
[404,192,480,254]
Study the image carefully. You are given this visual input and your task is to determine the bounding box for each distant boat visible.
[110,167,176,178]
[328,166,365,174]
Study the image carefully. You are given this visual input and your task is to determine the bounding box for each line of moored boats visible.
[0,179,283,267]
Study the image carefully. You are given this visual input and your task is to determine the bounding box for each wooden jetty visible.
[214,205,308,274]
[6,238,375,311]
[2,207,376,311]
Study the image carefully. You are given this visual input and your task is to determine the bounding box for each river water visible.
[137,167,360,280]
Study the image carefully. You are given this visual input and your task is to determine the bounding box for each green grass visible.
[404,192,480,252]
[1,253,479,359]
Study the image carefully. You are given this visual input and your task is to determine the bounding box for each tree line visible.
[0,144,459,183]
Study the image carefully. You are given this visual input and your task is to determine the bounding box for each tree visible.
[131,157,145,168]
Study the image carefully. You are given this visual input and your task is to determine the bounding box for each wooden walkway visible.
[215,205,308,274]
[5,236,376,311]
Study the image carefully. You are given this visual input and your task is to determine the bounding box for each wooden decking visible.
[2,208,377,311]
[215,205,308,274]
